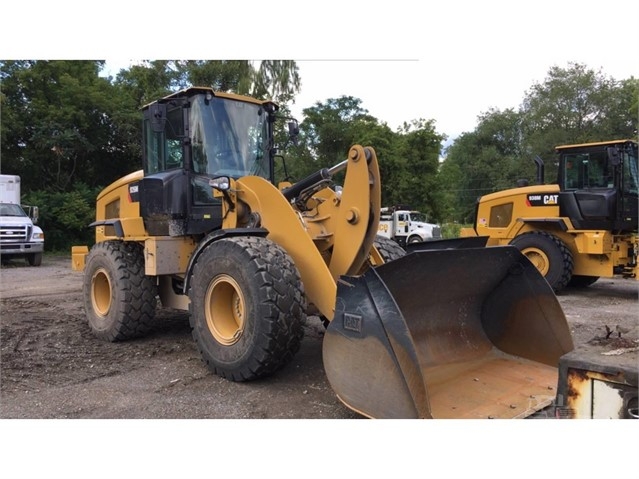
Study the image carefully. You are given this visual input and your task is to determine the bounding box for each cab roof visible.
[141,86,278,110]
[555,139,637,151]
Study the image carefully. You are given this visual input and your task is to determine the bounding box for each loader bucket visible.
[323,245,574,419]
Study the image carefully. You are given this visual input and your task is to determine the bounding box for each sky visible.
[3,0,638,145]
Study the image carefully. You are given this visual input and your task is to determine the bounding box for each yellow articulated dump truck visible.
[72,87,574,419]
[462,140,638,293]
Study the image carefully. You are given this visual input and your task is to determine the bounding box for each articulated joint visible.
[349,146,373,163]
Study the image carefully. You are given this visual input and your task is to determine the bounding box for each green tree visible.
[0,60,135,192]
[390,119,446,220]
[442,108,529,222]
[113,60,300,106]
[300,96,377,165]
[292,96,396,187]
[292,96,445,219]
[436,155,464,223]
[113,60,178,106]
[521,62,637,171]
[23,185,99,251]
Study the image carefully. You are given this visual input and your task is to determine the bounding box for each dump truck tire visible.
[373,235,406,262]
[83,241,157,342]
[510,231,573,292]
[188,236,306,381]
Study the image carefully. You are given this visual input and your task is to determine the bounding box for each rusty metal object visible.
[555,348,639,419]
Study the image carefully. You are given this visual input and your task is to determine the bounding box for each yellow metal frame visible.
[221,145,381,321]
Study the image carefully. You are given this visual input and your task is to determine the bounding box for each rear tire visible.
[568,275,599,288]
[188,236,306,381]
[510,231,573,292]
[27,252,42,266]
[83,241,157,341]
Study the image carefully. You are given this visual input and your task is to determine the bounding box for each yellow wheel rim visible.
[91,267,112,317]
[205,274,245,345]
[520,247,550,276]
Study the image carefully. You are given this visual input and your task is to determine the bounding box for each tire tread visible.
[188,236,306,381]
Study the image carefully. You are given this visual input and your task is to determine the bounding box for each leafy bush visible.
[440,222,466,239]
[23,184,99,252]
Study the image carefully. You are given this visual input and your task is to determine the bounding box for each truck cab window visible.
[563,152,609,189]
[563,155,580,189]
[143,107,184,174]
[623,147,638,194]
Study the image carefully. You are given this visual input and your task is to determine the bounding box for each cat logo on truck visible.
[526,194,558,206]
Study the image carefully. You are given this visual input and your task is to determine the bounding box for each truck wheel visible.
[188,236,306,381]
[568,275,599,288]
[407,235,423,245]
[510,231,573,292]
[83,241,157,341]
[27,253,42,266]
[373,235,406,263]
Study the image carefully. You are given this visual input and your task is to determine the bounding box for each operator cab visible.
[137,87,280,236]
[556,140,638,232]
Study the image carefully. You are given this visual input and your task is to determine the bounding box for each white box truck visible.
[0,174,44,266]
[378,206,441,246]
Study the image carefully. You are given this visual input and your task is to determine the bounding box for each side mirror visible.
[288,121,300,146]
[209,176,231,192]
[149,103,168,133]
[607,146,621,166]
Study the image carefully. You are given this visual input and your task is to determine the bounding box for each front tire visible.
[373,235,406,263]
[510,231,573,292]
[27,252,42,266]
[83,241,157,341]
[188,236,306,381]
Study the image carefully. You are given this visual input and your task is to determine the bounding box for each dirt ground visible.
[1,254,637,420]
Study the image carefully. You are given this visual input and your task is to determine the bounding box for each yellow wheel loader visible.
[461,140,638,293]
[72,87,574,418]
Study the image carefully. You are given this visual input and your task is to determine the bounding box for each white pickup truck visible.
[0,174,44,266]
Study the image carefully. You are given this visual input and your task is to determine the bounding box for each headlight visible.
[32,231,44,240]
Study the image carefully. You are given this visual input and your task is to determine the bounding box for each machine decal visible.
[526,194,558,206]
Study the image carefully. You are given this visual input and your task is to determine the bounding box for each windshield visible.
[409,212,427,223]
[190,96,270,179]
[0,203,27,217]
